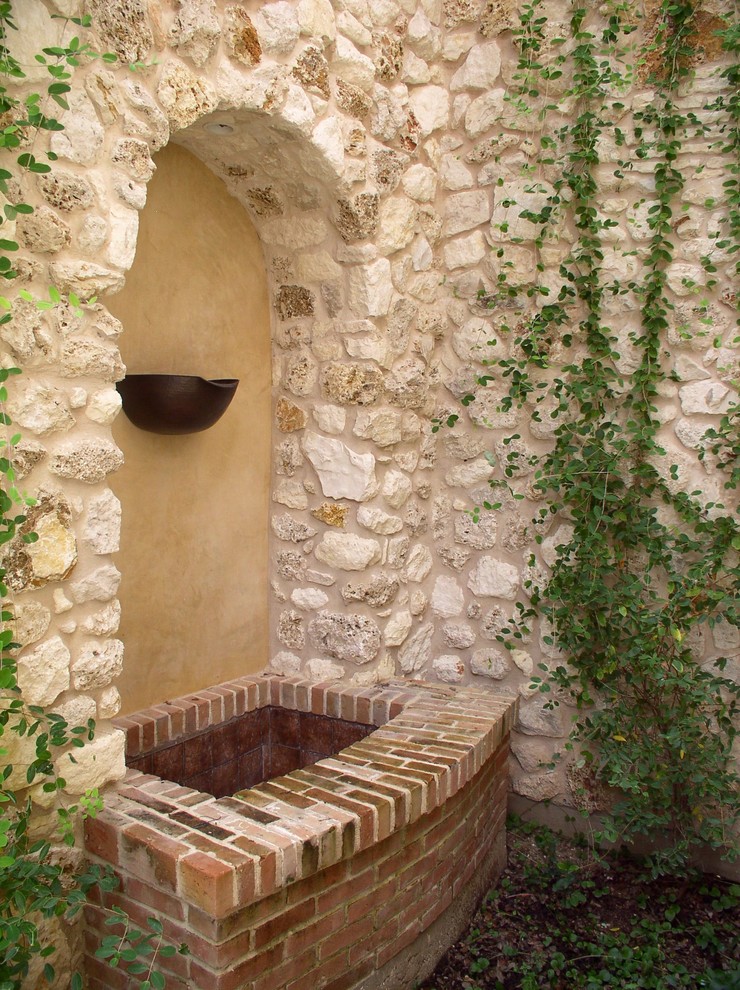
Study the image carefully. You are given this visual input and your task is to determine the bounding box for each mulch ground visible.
[417,821,740,990]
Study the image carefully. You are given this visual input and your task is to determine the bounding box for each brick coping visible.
[92,676,517,921]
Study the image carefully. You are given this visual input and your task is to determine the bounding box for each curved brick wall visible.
[84,676,516,990]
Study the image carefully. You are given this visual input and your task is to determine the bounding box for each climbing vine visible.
[451,0,740,873]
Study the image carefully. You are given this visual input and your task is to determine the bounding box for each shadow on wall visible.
[108,144,271,715]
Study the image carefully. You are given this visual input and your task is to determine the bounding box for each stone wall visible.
[4,0,738,852]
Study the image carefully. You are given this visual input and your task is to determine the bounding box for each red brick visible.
[377,920,421,968]
[179,851,236,917]
[322,958,374,990]
[253,946,316,990]
[319,915,374,960]
[189,941,283,990]
[254,897,315,950]
[121,822,191,890]
[285,907,345,956]
[84,813,122,866]
[316,867,373,915]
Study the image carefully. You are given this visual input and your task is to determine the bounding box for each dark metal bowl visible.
[116,375,239,435]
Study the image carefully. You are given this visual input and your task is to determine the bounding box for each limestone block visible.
[86,388,122,425]
[439,546,471,571]
[86,0,153,62]
[55,727,126,795]
[348,259,394,317]
[433,655,465,682]
[39,171,94,212]
[291,588,330,610]
[223,5,262,66]
[277,436,304,476]
[382,468,413,508]
[442,190,490,237]
[314,532,381,570]
[312,116,345,174]
[384,610,412,646]
[83,490,122,555]
[406,10,440,59]
[516,700,565,738]
[408,85,450,135]
[712,619,740,651]
[80,601,121,636]
[464,89,506,138]
[17,636,70,707]
[270,651,302,675]
[169,0,220,65]
[468,557,520,598]
[50,439,124,484]
[69,564,121,604]
[48,262,125,300]
[430,575,464,617]
[51,92,104,164]
[471,647,509,678]
[304,431,378,501]
[442,32,476,60]
[7,383,74,436]
[321,362,384,405]
[404,544,433,582]
[345,333,391,365]
[305,657,344,680]
[454,512,497,549]
[272,513,317,542]
[60,338,125,381]
[444,457,495,488]
[338,10,372,45]
[72,639,124,691]
[285,354,319,397]
[377,197,418,255]
[512,770,563,801]
[352,409,401,446]
[402,49,431,84]
[297,0,336,41]
[16,205,71,254]
[332,35,376,90]
[402,164,437,203]
[11,602,51,650]
[306,569,335,586]
[157,61,217,131]
[385,359,429,409]
[443,621,475,648]
[49,693,97,732]
[278,610,305,649]
[679,381,736,415]
[398,621,434,672]
[308,610,381,664]
[357,505,403,534]
[276,397,308,432]
[264,218,329,251]
[97,686,122,720]
[387,535,410,569]
[342,574,399,608]
[452,318,503,363]
[311,502,347,527]
[274,480,309,509]
[451,41,502,90]
[122,80,170,150]
[439,155,474,191]
[443,230,487,269]
[106,205,140,271]
[468,390,520,430]
[18,495,77,587]
[313,404,346,434]
[490,180,557,243]
[410,590,428,616]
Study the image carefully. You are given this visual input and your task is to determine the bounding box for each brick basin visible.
[85,675,517,990]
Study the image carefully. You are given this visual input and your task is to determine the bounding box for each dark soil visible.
[418,820,740,990]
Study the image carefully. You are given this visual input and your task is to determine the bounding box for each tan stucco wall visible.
[109,144,270,714]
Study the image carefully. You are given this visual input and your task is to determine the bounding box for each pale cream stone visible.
[431,575,464,617]
[384,610,413,646]
[86,388,122,425]
[377,197,418,255]
[261,217,329,249]
[408,85,450,135]
[51,92,104,164]
[348,259,394,317]
[60,338,125,381]
[68,388,87,409]
[332,35,376,90]
[451,41,502,90]
[464,88,506,138]
[297,0,337,41]
[512,770,563,801]
[52,692,97,728]
[679,381,736,415]
[471,647,509,678]
[312,116,346,174]
[83,490,121,555]
[97,685,122,719]
[407,9,440,59]
[442,190,490,237]
[7,382,74,436]
[441,32,476,60]
[444,457,495,488]
[80,601,121,636]
[402,49,431,84]
[53,589,74,614]
[402,164,437,202]
[398,621,434,672]
[314,532,382,570]
[304,431,378,501]
[337,10,373,44]
[55,727,126,795]
[357,505,403,534]
[274,480,310,509]
[344,333,391,365]
[308,610,381,664]
[353,409,403,446]
[305,657,345,680]
[511,649,534,676]
[47,262,125,299]
[382,468,413,508]
[72,639,124,691]
[157,60,217,131]
[439,154,474,191]
[270,651,303,675]
[432,655,465,682]
[516,700,565,738]
[291,587,330,610]
[27,514,77,581]
[11,601,51,649]
[313,404,346,434]
[404,544,433,582]
[468,557,520,598]
[17,636,70,707]
[50,439,124,484]
[69,564,122,604]
[443,230,487,269]
[295,250,342,282]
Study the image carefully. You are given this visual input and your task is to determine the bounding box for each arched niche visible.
[108,143,271,714]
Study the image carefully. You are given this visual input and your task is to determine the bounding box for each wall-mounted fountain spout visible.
[116,374,239,434]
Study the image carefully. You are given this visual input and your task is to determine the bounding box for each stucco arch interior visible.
[6,0,736,817]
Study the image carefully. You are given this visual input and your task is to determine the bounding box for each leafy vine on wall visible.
[450,0,740,873]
